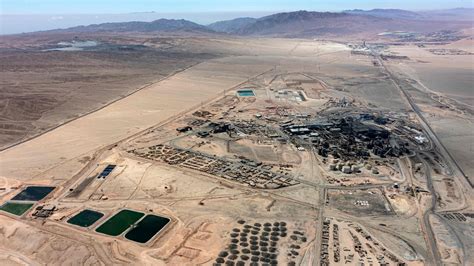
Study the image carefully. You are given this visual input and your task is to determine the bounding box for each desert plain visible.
[0,15,473,266]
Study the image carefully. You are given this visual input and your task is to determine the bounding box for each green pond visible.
[0,202,34,216]
[237,89,255,97]
[125,214,170,243]
[11,186,55,201]
[95,210,144,236]
[67,209,104,227]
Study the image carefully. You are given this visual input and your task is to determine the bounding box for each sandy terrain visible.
[389,44,474,106]
[0,36,217,149]
[0,35,472,265]
[0,56,273,180]
[387,43,474,180]
[0,37,352,180]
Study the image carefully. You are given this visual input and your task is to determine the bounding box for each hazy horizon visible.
[1,5,473,35]
[3,0,472,14]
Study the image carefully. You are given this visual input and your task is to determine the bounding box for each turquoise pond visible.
[237,89,255,97]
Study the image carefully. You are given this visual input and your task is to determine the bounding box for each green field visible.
[95,209,144,236]
[0,202,34,216]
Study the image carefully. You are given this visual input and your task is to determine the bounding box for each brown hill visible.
[235,11,472,38]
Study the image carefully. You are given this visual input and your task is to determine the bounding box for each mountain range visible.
[58,18,212,33]
[207,17,257,33]
[44,8,474,38]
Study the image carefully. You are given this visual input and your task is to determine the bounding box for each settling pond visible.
[124,214,170,243]
[68,209,104,227]
[11,186,55,201]
[95,209,144,236]
[0,202,34,216]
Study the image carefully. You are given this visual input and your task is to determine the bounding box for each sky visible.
[1,0,472,34]
[2,0,472,14]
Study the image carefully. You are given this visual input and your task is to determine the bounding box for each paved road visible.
[419,158,442,265]
[377,56,471,189]
[374,53,446,265]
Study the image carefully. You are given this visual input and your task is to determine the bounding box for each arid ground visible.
[0,32,472,265]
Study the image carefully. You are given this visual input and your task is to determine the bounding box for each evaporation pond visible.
[0,202,34,216]
[11,186,55,201]
[237,89,255,97]
[68,209,104,227]
[95,210,144,236]
[125,214,170,243]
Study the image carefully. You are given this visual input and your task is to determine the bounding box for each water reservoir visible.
[125,214,170,243]
[237,89,255,97]
[0,202,34,216]
[95,209,144,236]
[68,209,104,227]
[11,186,55,201]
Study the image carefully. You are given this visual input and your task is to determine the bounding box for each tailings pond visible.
[11,186,55,201]
[125,214,170,243]
[68,209,104,227]
[95,209,144,236]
